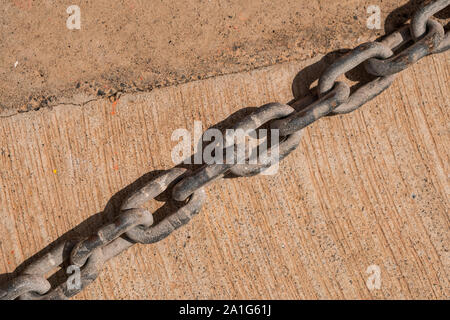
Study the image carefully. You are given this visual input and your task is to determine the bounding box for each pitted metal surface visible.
[1,0,449,300]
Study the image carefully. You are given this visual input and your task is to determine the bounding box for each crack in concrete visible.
[0,56,322,120]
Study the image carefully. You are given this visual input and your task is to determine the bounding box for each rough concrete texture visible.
[0,52,449,299]
[0,0,449,300]
[1,0,448,115]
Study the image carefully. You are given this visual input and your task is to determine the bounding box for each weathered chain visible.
[1,0,449,300]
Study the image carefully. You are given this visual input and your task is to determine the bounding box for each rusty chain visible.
[1,1,449,300]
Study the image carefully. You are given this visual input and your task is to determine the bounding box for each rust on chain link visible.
[1,1,449,300]
[365,19,445,76]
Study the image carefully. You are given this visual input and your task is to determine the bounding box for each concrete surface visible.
[0,50,448,299]
[2,0,448,115]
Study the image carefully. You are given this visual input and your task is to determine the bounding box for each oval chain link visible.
[19,246,105,300]
[270,81,350,137]
[0,275,51,300]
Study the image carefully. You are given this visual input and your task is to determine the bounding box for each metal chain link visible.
[172,102,297,201]
[1,0,448,300]
[365,19,444,76]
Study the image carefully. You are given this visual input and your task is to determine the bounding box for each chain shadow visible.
[0,0,447,293]
[0,105,259,292]
[0,41,402,298]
